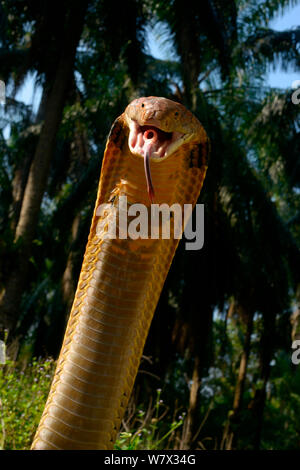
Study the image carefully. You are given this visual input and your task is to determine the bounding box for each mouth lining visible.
[128,120,185,161]
[127,119,187,204]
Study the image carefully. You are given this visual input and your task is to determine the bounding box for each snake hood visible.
[124,96,206,203]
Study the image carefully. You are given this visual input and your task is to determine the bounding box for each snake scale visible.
[31,96,209,450]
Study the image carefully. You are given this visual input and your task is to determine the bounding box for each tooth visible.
[138,132,144,146]
[158,142,168,157]
[130,134,137,149]
[128,120,139,150]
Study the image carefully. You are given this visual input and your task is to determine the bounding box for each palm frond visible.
[241,27,300,71]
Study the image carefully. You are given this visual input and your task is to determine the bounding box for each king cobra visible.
[31,96,209,450]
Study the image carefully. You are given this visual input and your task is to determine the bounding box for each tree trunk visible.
[10,87,49,231]
[220,299,235,357]
[248,314,275,449]
[222,306,253,450]
[11,154,33,231]
[0,1,88,349]
[177,301,212,450]
[232,311,253,412]
[180,355,201,450]
[61,213,81,312]
[173,0,201,111]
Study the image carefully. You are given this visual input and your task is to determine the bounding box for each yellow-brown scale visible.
[31,103,208,450]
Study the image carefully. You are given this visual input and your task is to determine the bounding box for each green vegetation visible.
[2,316,300,450]
[0,358,55,450]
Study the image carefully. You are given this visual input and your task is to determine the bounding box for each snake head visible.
[124,96,204,161]
[124,96,206,203]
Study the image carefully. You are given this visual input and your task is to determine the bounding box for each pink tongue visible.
[143,129,157,204]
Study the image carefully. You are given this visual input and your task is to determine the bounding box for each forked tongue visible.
[143,128,157,204]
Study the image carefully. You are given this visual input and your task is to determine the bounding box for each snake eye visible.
[175,111,179,116]
[141,103,145,107]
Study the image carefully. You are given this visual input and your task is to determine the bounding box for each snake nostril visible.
[144,109,155,121]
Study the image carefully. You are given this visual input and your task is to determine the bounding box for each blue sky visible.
[267,3,300,87]
[14,3,300,108]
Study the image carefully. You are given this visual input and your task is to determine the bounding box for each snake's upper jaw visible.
[127,119,190,161]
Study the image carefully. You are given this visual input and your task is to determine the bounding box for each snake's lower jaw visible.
[162,133,193,159]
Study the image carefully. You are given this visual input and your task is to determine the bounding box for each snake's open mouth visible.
[128,120,186,203]
[128,120,185,161]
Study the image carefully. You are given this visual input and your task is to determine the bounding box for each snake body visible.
[31,96,209,450]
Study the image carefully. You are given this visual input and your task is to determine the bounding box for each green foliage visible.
[0,358,55,449]
[115,389,184,450]
[261,351,300,449]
